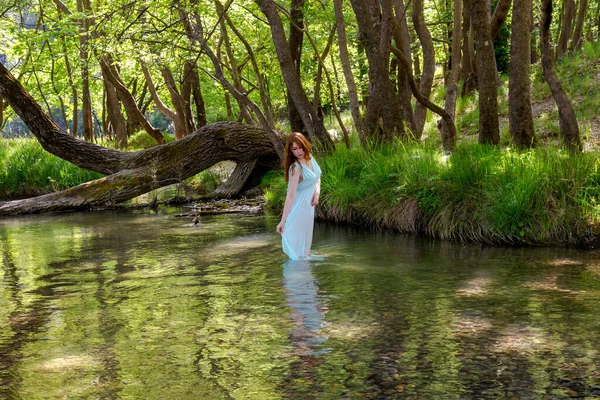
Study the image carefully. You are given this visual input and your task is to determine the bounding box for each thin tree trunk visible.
[334,0,365,140]
[392,0,416,134]
[76,0,94,141]
[224,12,275,124]
[287,0,307,135]
[214,0,254,125]
[569,0,587,50]
[99,55,165,144]
[556,0,575,59]
[467,0,500,144]
[412,0,436,138]
[312,26,336,112]
[441,0,463,152]
[531,4,538,63]
[161,67,192,138]
[102,71,128,149]
[540,0,581,151]
[509,0,536,148]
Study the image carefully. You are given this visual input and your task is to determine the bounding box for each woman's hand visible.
[276,221,284,234]
[311,193,320,207]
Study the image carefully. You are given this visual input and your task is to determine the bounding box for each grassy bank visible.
[264,142,600,245]
[0,139,105,200]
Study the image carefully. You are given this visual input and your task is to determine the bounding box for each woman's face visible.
[291,142,305,159]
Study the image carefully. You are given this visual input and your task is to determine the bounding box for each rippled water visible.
[1,209,600,399]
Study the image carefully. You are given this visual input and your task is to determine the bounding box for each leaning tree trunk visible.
[103,75,128,149]
[540,0,581,151]
[0,62,283,215]
[490,0,512,39]
[509,0,536,148]
[468,0,500,145]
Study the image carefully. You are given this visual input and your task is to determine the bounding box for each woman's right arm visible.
[276,165,300,234]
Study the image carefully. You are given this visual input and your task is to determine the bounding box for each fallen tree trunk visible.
[0,63,283,215]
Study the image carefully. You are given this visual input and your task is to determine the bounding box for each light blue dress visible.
[282,156,322,260]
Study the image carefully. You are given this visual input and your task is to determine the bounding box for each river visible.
[1,208,600,399]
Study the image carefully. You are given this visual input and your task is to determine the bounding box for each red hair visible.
[283,132,312,182]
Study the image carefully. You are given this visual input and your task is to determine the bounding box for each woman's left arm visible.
[311,178,321,206]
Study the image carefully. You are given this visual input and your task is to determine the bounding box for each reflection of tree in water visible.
[283,259,328,356]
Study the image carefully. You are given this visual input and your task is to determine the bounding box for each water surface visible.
[1,209,600,399]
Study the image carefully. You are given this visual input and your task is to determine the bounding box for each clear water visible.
[1,209,600,399]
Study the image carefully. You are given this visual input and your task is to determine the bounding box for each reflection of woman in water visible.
[276,132,322,260]
[283,259,327,353]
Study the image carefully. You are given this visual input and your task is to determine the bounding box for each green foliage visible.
[0,139,104,200]
[127,131,174,151]
[264,141,600,245]
[185,168,226,196]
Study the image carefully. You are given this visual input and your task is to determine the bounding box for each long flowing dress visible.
[282,156,322,260]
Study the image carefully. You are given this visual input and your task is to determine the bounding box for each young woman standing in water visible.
[276,132,322,260]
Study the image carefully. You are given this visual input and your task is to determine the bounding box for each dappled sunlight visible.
[35,354,99,371]
[524,273,585,294]
[322,321,380,340]
[489,325,556,354]
[201,234,275,256]
[547,258,585,267]
[456,277,494,297]
[453,311,493,336]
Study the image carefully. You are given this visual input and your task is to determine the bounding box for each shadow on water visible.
[1,210,600,398]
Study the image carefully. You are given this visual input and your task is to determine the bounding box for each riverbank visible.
[264,142,600,247]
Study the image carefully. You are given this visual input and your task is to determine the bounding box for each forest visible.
[1,0,600,245]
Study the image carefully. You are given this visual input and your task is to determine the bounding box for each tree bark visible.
[350,0,405,143]
[467,0,500,144]
[509,0,536,148]
[334,0,365,140]
[569,0,587,50]
[255,0,333,150]
[460,8,478,95]
[490,0,512,39]
[440,0,463,152]
[540,0,581,151]
[556,0,575,59]
[412,0,436,138]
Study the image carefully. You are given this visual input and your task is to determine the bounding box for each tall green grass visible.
[264,141,600,245]
[0,138,104,200]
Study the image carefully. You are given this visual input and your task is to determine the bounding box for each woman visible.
[276,132,322,260]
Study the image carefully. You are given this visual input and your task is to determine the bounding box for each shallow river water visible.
[1,208,600,399]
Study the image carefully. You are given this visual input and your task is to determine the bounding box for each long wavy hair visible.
[283,132,312,182]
